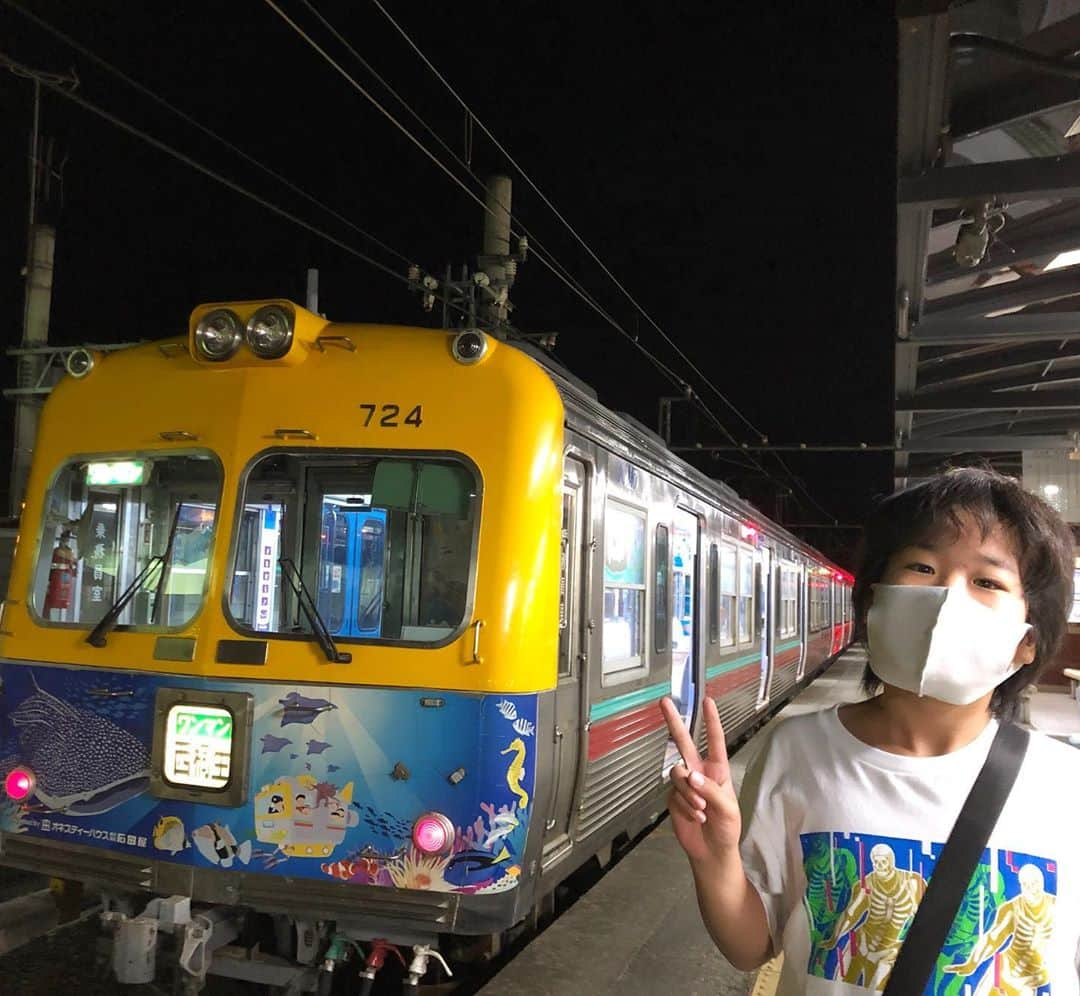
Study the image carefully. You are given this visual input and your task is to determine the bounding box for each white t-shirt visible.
[739,705,1080,995]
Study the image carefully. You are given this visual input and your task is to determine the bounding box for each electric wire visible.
[0,52,483,322]
[265,1,824,507]
[364,0,837,520]
[3,0,414,268]
[292,0,601,325]
[367,0,770,445]
[263,3,757,447]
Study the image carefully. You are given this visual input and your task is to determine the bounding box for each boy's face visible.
[879,511,1036,667]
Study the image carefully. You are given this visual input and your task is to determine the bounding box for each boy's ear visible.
[1013,628,1037,667]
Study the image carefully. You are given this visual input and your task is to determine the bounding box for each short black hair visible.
[852,467,1075,722]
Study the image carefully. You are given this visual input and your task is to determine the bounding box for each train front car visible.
[0,301,564,985]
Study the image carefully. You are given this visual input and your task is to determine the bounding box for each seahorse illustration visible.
[500,738,529,810]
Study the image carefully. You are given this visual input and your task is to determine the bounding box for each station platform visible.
[479,647,1080,996]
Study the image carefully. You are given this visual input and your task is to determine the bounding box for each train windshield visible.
[228,451,478,644]
[30,452,222,629]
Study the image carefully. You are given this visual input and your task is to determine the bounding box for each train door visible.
[670,508,700,729]
[755,546,773,709]
[543,456,588,860]
[796,560,809,682]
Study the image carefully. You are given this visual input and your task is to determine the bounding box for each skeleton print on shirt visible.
[800,832,1057,995]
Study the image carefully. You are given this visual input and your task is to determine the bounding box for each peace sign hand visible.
[660,695,743,865]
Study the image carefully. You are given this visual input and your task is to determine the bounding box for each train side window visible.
[654,524,670,655]
[707,543,719,644]
[602,500,647,677]
[737,549,754,644]
[719,542,736,647]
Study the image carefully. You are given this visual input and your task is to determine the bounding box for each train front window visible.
[228,452,478,644]
[30,452,222,629]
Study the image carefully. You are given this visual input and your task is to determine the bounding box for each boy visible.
[661,467,1080,993]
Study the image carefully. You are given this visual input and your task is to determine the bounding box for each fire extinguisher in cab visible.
[44,532,77,612]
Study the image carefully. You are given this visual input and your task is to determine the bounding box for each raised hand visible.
[660,695,742,865]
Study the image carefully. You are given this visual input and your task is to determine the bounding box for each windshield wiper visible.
[87,503,183,648]
[279,558,352,664]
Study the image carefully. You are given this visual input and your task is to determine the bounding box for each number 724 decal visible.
[359,403,423,428]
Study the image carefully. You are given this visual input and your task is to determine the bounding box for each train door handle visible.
[546,725,565,831]
[467,619,484,665]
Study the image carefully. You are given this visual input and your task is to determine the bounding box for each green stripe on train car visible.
[590,680,671,722]
[705,651,759,680]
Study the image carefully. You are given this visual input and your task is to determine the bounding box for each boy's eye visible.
[974,577,1005,591]
[905,562,934,574]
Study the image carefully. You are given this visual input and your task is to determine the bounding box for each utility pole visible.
[11,79,57,517]
[410,174,527,337]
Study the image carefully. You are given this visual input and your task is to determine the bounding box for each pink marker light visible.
[4,767,35,802]
[412,812,454,855]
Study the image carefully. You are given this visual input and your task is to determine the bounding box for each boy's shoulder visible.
[1023,730,1080,775]
[752,707,836,761]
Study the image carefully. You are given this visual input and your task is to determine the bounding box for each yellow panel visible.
[1,303,564,694]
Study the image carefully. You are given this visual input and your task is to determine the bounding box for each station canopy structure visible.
[896,0,1080,494]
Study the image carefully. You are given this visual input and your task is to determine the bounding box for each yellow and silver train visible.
[0,300,851,988]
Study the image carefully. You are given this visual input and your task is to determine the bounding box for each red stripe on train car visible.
[588,699,669,761]
[706,662,761,698]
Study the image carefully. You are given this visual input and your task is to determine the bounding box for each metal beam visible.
[898,388,1080,412]
[901,155,1080,210]
[895,10,951,487]
[911,311,1080,342]
[901,434,1077,452]
[923,268,1080,321]
[911,409,1080,436]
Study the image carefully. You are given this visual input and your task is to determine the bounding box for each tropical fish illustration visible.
[152,815,188,855]
[512,718,535,737]
[306,740,332,755]
[279,692,337,727]
[496,699,517,721]
[260,734,292,754]
[484,812,520,850]
[320,857,378,881]
[500,738,529,810]
[7,674,149,814]
[191,822,253,869]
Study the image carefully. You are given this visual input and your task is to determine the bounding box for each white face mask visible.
[866,584,1032,705]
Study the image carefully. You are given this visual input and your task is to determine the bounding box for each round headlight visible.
[194,309,243,361]
[451,330,488,365]
[412,811,454,855]
[65,348,95,379]
[245,305,294,359]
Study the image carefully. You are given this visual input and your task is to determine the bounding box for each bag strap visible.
[882,721,1029,995]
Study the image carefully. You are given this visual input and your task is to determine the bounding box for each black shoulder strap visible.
[882,721,1029,995]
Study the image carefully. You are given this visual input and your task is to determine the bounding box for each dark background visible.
[0,2,896,567]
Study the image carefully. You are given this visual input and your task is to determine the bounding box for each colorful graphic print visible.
[0,661,536,895]
[800,831,1056,995]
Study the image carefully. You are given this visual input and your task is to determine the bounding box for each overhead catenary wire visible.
[0,52,478,319]
[367,0,770,446]
[362,0,838,522]
[263,2,784,479]
[3,0,414,268]
[290,0,603,332]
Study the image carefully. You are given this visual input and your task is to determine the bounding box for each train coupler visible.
[101,896,240,991]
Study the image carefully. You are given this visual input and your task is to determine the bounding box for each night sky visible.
[1,2,896,567]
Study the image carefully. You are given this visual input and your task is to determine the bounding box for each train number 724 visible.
[359,403,423,428]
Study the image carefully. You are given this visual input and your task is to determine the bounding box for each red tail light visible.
[412,812,454,854]
[4,767,35,801]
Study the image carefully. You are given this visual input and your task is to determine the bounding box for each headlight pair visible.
[194,305,294,362]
